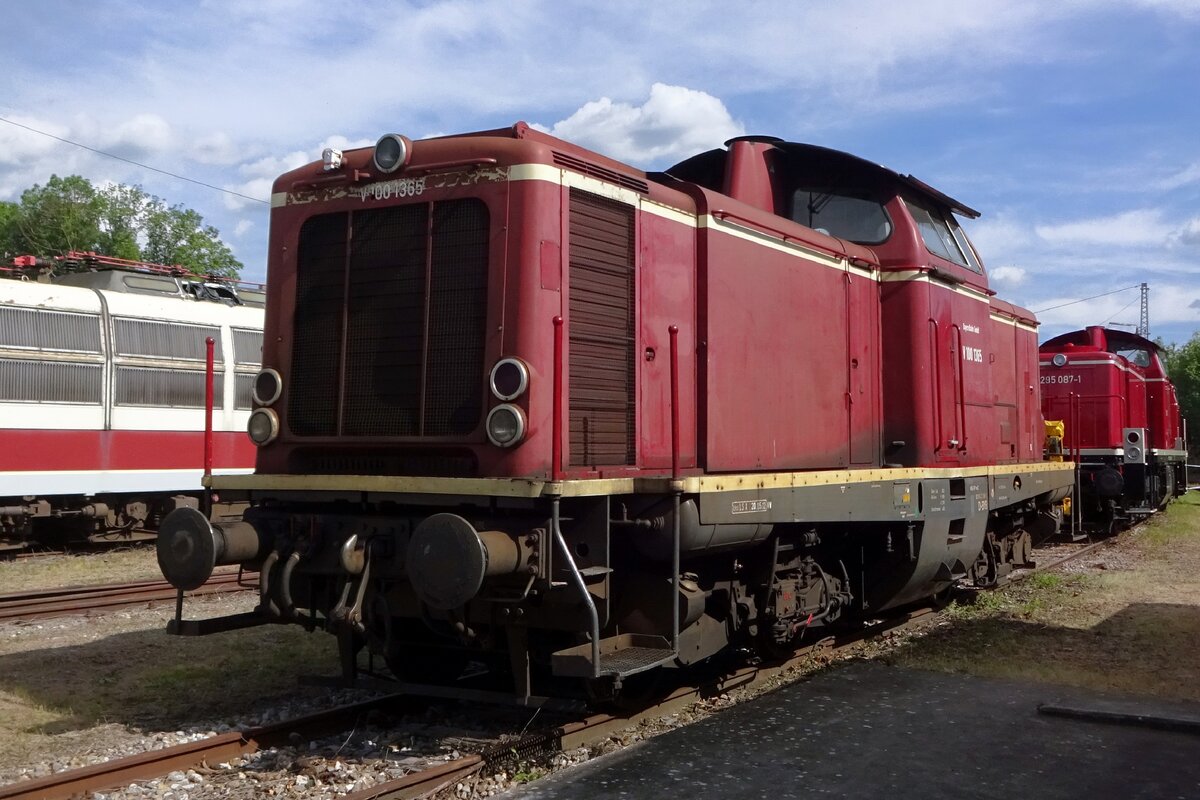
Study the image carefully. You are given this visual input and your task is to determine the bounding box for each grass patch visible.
[893,493,1200,701]
[0,548,162,593]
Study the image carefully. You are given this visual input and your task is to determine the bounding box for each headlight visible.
[373,134,411,174]
[253,368,283,406]
[489,358,529,401]
[1051,353,1067,367]
[247,408,280,446]
[486,404,526,448]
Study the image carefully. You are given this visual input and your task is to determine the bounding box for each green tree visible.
[97,183,153,261]
[0,201,18,257]
[5,174,242,278]
[142,204,241,278]
[1162,333,1200,457]
[12,175,104,255]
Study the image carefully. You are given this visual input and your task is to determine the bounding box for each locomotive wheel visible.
[1097,506,1118,537]
[930,581,957,609]
[1014,530,1033,567]
[1160,470,1176,509]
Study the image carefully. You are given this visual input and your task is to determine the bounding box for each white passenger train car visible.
[0,270,264,548]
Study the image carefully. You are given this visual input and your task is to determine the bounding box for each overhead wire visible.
[0,114,269,205]
[1034,284,1140,314]
[1102,296,1140,327]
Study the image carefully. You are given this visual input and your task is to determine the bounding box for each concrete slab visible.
[502,662,1200,799]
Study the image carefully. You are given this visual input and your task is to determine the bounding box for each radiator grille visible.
[568,189,636,466]
[0,358,102,403]
[288,448,478,477]
[0,306,101,353]
[113,318,224,362]
[289,199,489,437]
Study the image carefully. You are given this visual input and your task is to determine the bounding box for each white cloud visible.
[94,113,174,160]
[1035,209,1174,247]
[1156,161,1200,190]
[1131,0,1200,19]
[965,215,1036,264]
[1174,216,1200,247]
[988,265,1027,286]
[233,219,254,237]
[542,84,743,166]
[224,148,310,211]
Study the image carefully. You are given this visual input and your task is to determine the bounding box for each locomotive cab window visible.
[790,189,892,244]
[904,198,984,274]
[1115,347,1151,368]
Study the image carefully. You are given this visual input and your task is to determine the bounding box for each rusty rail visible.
[0,695,412,800]
[0,568,256,623]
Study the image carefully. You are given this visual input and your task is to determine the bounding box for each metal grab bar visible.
[550,497,600,677]
[668,325,682,654]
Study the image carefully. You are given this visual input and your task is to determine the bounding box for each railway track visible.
[0,695,415,800]
[0,568,257,623]
[0,532,1123,800]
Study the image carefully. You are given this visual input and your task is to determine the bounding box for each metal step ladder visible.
[546,495,679,681]
[552,633,675,678]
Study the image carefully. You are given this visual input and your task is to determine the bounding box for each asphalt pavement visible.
[501,661,1200,799]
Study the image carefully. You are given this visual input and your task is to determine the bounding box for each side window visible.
[904,199,984,273]
[791,189,892,244]
[1115,347,1151,368]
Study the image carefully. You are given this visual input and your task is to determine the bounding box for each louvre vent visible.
[289,199,489,438]
[114,366,222,408]
[553,152,650,194]
[113,318,224,362]
[0,358,102,404]
[568,189,636,467]
[235,373,254,410]
[232,328,263,366]
[0,306,101,353]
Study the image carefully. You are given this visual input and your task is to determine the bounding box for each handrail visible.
[668,325,681,654]
[204,337,215,478]
[708,207,863,265]
[551,498,600,677]
[552,316,564,482]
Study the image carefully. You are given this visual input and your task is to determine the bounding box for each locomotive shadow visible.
[0,612,340,735]
[885,600,1200,700]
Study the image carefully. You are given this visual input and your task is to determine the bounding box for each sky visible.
[2,0,1199,346]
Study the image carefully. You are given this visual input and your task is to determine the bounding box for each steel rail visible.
[0,569,256,622]
[0,695,414,800]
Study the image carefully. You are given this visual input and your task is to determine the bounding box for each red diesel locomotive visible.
[157,125,1074,699]
[1040,326,1187,532]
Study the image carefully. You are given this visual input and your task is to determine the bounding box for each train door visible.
[1016,327,1038,459]
[929,284,964,462]
[847,267,879,464]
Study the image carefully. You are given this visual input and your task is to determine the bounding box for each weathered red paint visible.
[255,125,1052,484]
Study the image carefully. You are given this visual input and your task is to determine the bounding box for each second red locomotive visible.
[157,126,1074,699]
[1040,326,1187,532]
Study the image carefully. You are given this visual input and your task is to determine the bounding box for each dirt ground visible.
[888,492,1200,702]
[1,495,1198,784]
[0,589,341,781]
